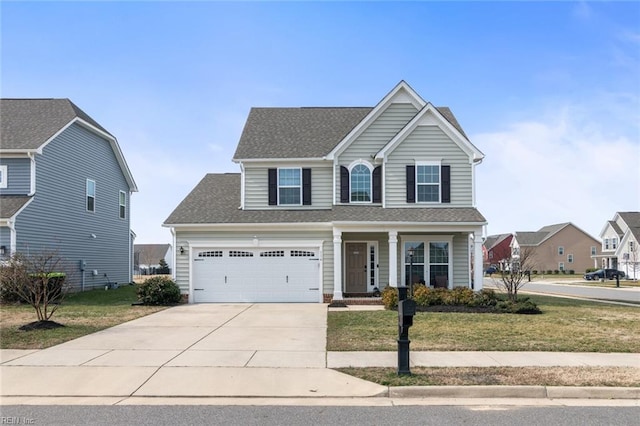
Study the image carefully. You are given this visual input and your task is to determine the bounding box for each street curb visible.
[387,386,640,399]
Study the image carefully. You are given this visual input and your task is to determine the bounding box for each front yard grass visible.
[327,295,640,353]
[338,366,640,387]
[0,285,165,349]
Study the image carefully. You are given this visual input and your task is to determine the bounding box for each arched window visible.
[350,164,371,202]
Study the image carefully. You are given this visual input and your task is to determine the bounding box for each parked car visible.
[485,266,498,275]
[584,269,625,280]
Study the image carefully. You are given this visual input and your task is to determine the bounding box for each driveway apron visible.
[1,303,387,398]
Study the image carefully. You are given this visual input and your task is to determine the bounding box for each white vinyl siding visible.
[244,165,333,209]
[386,126,473,207]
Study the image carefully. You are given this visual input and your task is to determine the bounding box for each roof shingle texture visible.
[0,99,110,150]
[164,174,486,225]
[233,106,468,159]
[0,196,32,219]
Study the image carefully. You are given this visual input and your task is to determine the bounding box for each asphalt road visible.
[1,405,639,426]
[483,278,640,303]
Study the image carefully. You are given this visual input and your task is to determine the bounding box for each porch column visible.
[473,231,484,291]
[332,229,343,300]
[388,231,398,287]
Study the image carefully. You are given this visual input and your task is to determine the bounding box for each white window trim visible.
[591,246,597,256]
[567,254,573,263]
[400,235,453,289]
[559,262,565,271]
[348,160,373,204]
[415,160,442,204]
[86,179,96,212]
[119,190,126,219]
[0,165,7,189]
[558,246,564,255]
[277,167,302,206]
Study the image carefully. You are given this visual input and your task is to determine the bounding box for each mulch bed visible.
[18,320,65,331]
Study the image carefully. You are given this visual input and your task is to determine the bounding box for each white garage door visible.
[191,247,320,303]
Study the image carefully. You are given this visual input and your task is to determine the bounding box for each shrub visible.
[546,270,553,275]
[553,270,560,274]
[585,268,597,273]
[495,297,541,314]
[532,270,538,275]
[472,288,498,307]
[568,269,575,275]
[381,286,398,310]
[136,276,182,305]
[444,287,475,306]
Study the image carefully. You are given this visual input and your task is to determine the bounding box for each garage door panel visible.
[192,247,319,303]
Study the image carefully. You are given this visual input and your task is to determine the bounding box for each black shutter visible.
[340,166,350,203]
[268,168,277,205]
[372,166,382,203]
[441,165,451,203]
[302,168,312,205]
[406,165,415,203]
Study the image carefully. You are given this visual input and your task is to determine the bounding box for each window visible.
[350,164,371,202]
[558,246,564,255]
[612,238,618,249]
[567,254,573,263]
[119,191,126,219]
[416,164,440,202]
[631,241,636,252]
[278,168,301,205]
[591,246,597,256]
[86,179,96,212]
[559,262,565,271]
[604,238,610,250]
[403,239,450,288]
[0,165,7,189]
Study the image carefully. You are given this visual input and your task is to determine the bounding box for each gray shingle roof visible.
[608,220,624,236]
[0,98,110,150]
[164,174,486,225]
[514,231,549,246]
[134,244,171,261]
[232,106,469,160]
[618,212,640,243]
[0,196,32,219]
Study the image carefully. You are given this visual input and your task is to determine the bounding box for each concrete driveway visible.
[1,304,386,398]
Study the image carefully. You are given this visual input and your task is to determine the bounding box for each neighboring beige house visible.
[511,223,600,273]
[134,243,173,275]
[595,212,640,279]
[164,81,487,303]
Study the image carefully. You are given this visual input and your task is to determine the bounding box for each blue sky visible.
[2,1,639,243]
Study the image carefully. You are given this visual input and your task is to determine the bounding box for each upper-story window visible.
[567,254,573,263]
[630,241,636,252]
[591,246,597,256]
[86,179,96,212]
[0,165,7,189]
[612,238,618,250]
[119,191,126,219]
[558,246,564,256]
[416,163,440,203]
[604,238,610,250]
[350,163,372,202]
[278,168,301,205]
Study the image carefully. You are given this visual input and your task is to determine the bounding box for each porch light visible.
[180,246,185,255]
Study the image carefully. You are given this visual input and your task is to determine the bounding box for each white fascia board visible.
[166,222,333,232]
[233,157,326,164]
[375,103,485,162]
[331,221,487,233]
[0,151,34,157]
[187,239,325,249]
[326,81,426,160]
[37,118,138,192]
[598,220,617,239]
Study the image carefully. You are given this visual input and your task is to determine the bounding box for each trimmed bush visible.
[444,287,475,306]
[381,286,398,310]
[136,276,182,305]
[568,269,575,275]
[496,297,542,314]
[553,270,560,274]
[532,270,538,275]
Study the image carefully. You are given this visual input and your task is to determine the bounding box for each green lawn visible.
[328,295,640,353]
[0,285,165,349]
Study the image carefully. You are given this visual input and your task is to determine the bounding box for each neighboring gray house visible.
[596,212,640,279]
[164,81,487,303]
[134,243,173,275]
[0,99,137,289]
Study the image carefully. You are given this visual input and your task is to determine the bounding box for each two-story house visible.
[483,233,513,271]
[164,82,487,303]
[0,99,137,290]
[596,212,640,279]
[510,223,600,274]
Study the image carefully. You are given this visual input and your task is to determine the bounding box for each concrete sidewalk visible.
[1,303,639,403]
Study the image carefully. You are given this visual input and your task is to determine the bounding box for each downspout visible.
[8,219,17,255]
[28,153,36,195]
[170,227,177,281]
[472,157,483,207]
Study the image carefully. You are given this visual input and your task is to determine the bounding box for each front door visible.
[345,242,367,293]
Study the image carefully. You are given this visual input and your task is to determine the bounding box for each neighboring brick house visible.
[164,81,488,303]
[510,223,600,273]
[596,212,640,279]
[0,99,137,289]
[483,233,513,271]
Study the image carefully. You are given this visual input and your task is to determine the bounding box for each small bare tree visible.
[0,250,72,325]
[492,246,537,302]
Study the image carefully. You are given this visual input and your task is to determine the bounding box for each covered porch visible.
[330,225,484,302]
